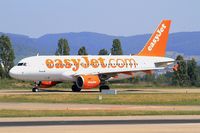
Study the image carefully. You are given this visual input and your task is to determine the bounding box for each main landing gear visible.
[99,85,110,92]
[98,79,110,92]
[71,84,81,92]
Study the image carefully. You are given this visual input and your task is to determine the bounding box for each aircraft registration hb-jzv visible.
[9,20,174,92]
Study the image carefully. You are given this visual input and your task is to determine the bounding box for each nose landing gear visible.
[32,82,40,92]
[32,87,39,92]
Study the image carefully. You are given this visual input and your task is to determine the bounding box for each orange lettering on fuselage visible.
[109,59,116,68]
[46,59,54,69]
[55,59,64,68]
[71,59,81,71]
[98,57,106,68]
[45,57,138,72]
[81,57,89,68]
[91,59,98,68]
[64,59,71,68]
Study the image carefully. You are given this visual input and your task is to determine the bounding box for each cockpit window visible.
[17,63,23,66]
[17,63,27,66]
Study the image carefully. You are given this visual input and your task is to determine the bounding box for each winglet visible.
[138,20,171,57]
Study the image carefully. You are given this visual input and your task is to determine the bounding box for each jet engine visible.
[76,75,100,89]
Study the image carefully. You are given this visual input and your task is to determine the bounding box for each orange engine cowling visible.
[39,81,58,88]
[76,75,101,89]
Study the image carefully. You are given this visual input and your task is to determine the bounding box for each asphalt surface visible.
[1,88,200,94]
[1,119,200,127]
[1,116,200,133]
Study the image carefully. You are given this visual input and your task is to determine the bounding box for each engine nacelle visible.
[76,75,100,89]
[38,81,58,88]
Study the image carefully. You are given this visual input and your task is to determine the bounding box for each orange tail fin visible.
[138,20,171,57]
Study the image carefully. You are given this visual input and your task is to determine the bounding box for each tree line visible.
[55,38,123,56]
[0,35,200,87]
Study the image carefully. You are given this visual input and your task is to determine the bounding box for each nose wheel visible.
[32,87,39,92]
[32,81,40,92]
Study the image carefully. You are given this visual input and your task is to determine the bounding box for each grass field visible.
[1,79,200,117]
[0,110,200,117]
[0,109,200,117]
[0,79,31,90]
[0,79,73,90]
[1,79,200,90]
[1,93,200,105]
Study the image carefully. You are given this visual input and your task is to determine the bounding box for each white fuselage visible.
[9,55,174,81]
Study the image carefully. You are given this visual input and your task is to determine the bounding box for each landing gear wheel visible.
[32,87,39,92]
[99,85,110,92]
[72,84,81,92]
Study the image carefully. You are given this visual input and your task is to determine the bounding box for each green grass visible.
[1,93,200,105]
[1,79,200,90]
[109,83,200,89]
[0,109,200,117]
[0,79,32,90]
[0,79,73,90]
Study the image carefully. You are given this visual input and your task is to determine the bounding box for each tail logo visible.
[148,23,167,51]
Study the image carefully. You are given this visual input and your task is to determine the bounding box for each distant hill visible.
[1,31,200,63]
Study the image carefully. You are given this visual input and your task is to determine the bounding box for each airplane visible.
[9,20,174,92]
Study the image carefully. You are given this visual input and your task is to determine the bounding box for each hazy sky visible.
[0,0,199,37]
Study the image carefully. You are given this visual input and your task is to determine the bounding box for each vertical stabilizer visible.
[138,20,171,57]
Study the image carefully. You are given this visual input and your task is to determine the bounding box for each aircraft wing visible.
[154,61,174,68]
[73,67,164,76]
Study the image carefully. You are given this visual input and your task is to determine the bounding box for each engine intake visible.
[76,75,100,89]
